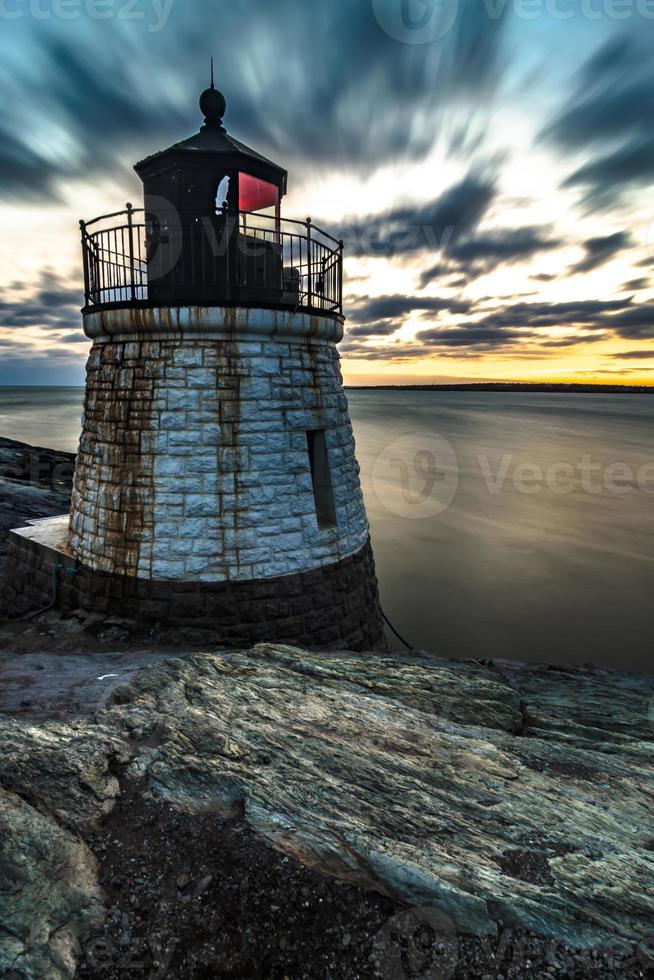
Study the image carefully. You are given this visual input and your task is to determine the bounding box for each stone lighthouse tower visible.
[3,77,385,650]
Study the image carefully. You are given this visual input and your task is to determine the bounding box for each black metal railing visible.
[80,205,343,316]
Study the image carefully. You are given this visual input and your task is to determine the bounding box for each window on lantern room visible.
[215,175,230,211]
[239,174,279,212]
[239,174,280,237]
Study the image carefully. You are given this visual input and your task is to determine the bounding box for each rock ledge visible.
[0,644,653,978]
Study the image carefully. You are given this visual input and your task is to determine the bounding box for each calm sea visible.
[1,385,652,672]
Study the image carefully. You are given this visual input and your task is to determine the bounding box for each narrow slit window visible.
[306,430,337,528]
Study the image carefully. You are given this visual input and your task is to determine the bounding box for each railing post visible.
[126,202,136,302]
[224,204,236,296]
[79,219,90,307]
[338,239,344,316]
[220,204,228,290]
[306,217,312,310]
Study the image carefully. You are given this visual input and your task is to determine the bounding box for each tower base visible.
[0,518,386,651]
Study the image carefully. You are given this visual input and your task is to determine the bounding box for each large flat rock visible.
[0,644,652,978]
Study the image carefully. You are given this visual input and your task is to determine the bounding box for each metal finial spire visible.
[199,64,226,130]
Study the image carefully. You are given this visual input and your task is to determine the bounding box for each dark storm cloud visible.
[411,324,605,352]
[417,226,563,289]
[445,226,562,269]
[349,294,471,324]
[543,37,654,146]
[218,0,509,168]
[345,295,631,356]
[621,278,650,293]
[348,322,402,338]
[337,173,497,258]
[360,299,613,359]
[601,305,654,339]
[0,125,65,201]
[339,341,488,361]
[418,263,459,288]
[0,274,82,332]
[42,36,165,140]
[466,298,628,331]
[611,350,654,359]
[569,231,632,275]
[543,34,654,208]
[347,293,473,340]
[338,339,425,361]
[0,0,510,202]
[564,139,654,209]
[0,34,191,201]
[34,273,83,309]
[414,322,604,352]
[417,324,527,348]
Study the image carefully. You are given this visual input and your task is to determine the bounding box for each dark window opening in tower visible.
[306,430,337,528]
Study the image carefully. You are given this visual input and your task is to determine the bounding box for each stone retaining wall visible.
[1,526,385,651]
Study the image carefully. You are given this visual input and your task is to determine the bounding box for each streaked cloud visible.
[1,2,653,385]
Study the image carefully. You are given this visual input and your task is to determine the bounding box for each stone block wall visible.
[69,330,369,583]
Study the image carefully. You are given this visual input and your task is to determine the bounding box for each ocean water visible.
[0,387,84,453]
[1,385,652,672]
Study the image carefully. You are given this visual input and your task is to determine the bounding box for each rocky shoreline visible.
[0,437,74,572]
[1,440,654,979]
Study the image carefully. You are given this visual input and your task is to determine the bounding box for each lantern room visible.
[134,76,287,221]
[79,76,343,317]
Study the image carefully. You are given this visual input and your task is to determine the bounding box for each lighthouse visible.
[2,77,386,651]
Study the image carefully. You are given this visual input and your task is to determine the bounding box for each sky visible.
[0,0,653,386]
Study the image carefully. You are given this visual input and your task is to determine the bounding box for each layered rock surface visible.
[0,787,103,979]
[0,644,652,978]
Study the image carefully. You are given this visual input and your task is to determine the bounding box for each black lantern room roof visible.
[134,77,288,196]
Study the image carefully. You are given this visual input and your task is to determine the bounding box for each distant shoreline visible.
[345,382,654,394]
[0,382,652,395]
